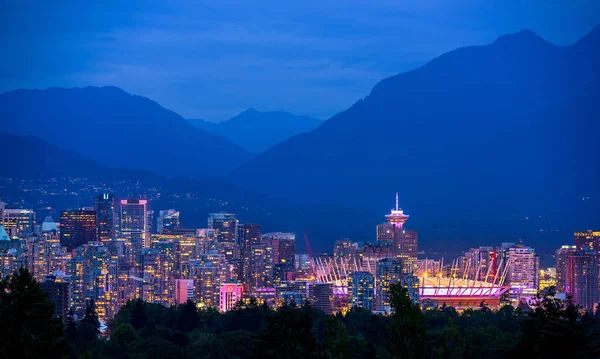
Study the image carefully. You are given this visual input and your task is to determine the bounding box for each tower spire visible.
[395,192,399,211]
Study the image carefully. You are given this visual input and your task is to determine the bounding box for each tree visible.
[429,317,465,359]
[78,299,101,351]
[513,287,594,358]
[131,299,148,330]
[386,284,427,359]
[111,322,137,352]
[320,316,351,359]
[178,299,200,332]
[0,267,67,357]
[65,308,79,357]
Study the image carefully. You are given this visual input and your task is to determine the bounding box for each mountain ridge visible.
[0,86,251,178]
[188,108,323,153]
[229,26,600,251]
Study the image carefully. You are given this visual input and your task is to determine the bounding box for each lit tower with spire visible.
[377,193,418,274]
[385,193,409,228]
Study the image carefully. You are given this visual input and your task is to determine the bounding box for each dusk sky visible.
[2,1,599,121]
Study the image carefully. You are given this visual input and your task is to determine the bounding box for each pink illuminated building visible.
[219,281,244,312]
[175,279,194,304]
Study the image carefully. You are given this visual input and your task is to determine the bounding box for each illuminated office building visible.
[68,242,118,321]
[248,242,274,291]
[348,271,375,311]
[157,209,180,233]
[375,258,402,311]
[120,199,148,252]
[334,239,357,260]
[59,209,98,251]
[27,232,68,282]
[507,245,539,305]
[220,281,243,312]
[238,224,261,282]
[0,202,35,239]
[94,193,117,242]
[208,213,238,261]
[556,245,599,311]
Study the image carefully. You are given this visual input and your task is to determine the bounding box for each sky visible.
[1,1,599,121]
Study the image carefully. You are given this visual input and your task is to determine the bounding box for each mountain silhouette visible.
[0,132,377,253]
[231,26,600,252]
[0,86,251,178]
[188,108,323,153]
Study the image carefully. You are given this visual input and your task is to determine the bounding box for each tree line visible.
[1,268,599,358]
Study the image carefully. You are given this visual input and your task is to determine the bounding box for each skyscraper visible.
[120,199,148,249]
[556,245,600,311]
[238,223,261,283]
[375,258,403,311]
[208,213,238,261]
[0,202,35,239]
[348,271,375,311]
[507,245,539,305]
[59,209,98,250]
[157,209,180,234]
[375,194,417,273]
[94,193,116,242]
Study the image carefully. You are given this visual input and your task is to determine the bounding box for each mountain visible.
[0,86,251,178]
[188,109,323,153]
[0,132,377,252]
[231,26,600,253]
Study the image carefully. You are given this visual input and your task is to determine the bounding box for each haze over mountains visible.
[188,109,323,153]
[231,26,600,250]
[0,131,376,253]
[0,86,251,178]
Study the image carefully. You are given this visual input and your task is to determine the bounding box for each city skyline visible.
[1,193,597,321]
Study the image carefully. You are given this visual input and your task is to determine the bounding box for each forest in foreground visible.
[1,268,600,359]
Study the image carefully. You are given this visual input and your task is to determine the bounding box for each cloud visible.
[2,1,599,120]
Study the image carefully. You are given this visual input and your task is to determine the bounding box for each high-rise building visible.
[208,213,237,242]
[248,242,274,290]
[310,283,334,314]
[375,258,403,311]
[68,242,118,321]
[376,194,417,272]
[348,271,375,311]
[556,245,600,311]
[220,281,243,312]
[208,213,238,261]
[94,194,117,242]
[157,209,180,234]
[261,232,296,266]
[175,279,194,305]
[0,202,34,239]
[238,223,261,283]
[574,230,600,253]
[120,199,148,249]
[507,245,539,305]
[41,273,71,323]
[27,232,68,282]
[59,209,98,251]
